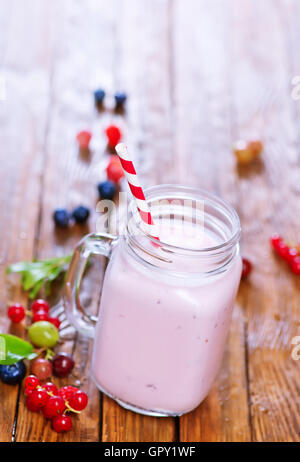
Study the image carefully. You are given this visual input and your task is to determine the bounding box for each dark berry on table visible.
[114,91,127,107]
[30,388,50,409]
[241,258,252,280]
[43,395,66,419]
[105,125,122,148]
[31,299,50,314]
[53,209,70,228]
[26,396,40,412]
[97,180,117,200]
[94,88,105,105]
[25,375,40,390]
[52,414,72,433]
[48,317,61,329]
[32,310,49,323]
[58,385,78,401]
[7,304,25,323]
[106,155,124,183]
[52,353,75,378]
[30,358,53,381]
[68,390,88,411]
[76,130,92,150]
[0,361,26,385]
[72,205,90,224]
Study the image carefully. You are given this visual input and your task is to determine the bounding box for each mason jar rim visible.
[126,184,241,257]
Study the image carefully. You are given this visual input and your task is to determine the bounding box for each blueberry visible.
[53,209,70,228]
[114,91,127,107]
[72,205,90,224]
[0,361,26,385]
[94,88,105,105]
[97,181,117,200]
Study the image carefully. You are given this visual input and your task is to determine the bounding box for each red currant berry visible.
[30,388,50,408]
[270,234,282,250]
[42,396,66,419]
[26,396,40,412]
[32,310,49,323]
[68,390,88,411]
[7,304,25,323]
[30,358,53,381]
[106,155,124,183]
[286,247,298,264]
[52,353,75,378]
[52,414,72,433]
[25,387,34,397]
[105,125,122,148]
[274,240,290,259]
[48,317,61,329]
[31,299,50,314]
[43,382,58,396]
[25,375,40,390]
[76,130,92,150]
[241,258,252,279]
[58,386,78,401]
[290,256,300,275]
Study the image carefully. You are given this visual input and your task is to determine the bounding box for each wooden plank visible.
[101,0,176,442]
[0,0,56,442]
[2,0,300,443]
[173,0,251,442]
[229,0,300,442]
[14,0,121,442]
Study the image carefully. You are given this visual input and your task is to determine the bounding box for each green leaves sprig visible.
[6,255,72,299]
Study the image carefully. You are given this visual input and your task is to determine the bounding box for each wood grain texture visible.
[101,0,176,442]
[0,0,57,441]
[173,0,250,442]
[229,0,300,442]
[14,0,112,442]
[0,0,300,442]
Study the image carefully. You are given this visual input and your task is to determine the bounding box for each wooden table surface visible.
[0,0,300,443]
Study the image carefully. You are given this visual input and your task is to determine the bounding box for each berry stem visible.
[45,349,55,361]
[35,385,83,415]
[34,347,47,356]
[64,401,81,414]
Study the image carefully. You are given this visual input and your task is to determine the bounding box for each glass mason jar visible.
[64,185,242,417]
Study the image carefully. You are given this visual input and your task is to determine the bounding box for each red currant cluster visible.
[270,234,300,275]
[7,298,60,329]
[25,375,88,433]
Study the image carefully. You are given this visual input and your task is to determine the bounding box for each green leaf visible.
[6,262,32,274]
[6,254,72,298]
[0,334,37,365]
[29,279,44,299]
[22,269,45,290]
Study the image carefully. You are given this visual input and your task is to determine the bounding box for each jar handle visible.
[63,233,118,338]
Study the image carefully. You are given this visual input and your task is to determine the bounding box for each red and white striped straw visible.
[115,143,159,240]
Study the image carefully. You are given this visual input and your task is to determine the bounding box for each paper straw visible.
[115,143,159,240]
